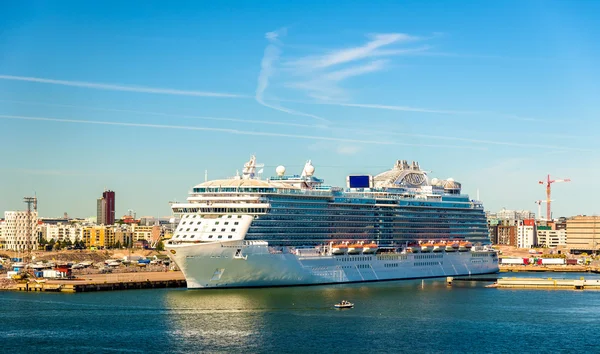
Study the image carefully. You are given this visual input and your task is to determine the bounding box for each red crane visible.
[538,175,570,220]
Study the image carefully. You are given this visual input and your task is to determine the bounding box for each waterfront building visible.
[82,225,115,249]
[487,209,534,246]
[566,216,600,254]
[96,190,116,225]
[517,219,537,248]
[114,227,133,247]
[537,226,567,247]
[39,223,83,244]
[3,211,38,251]
[132,224,161,244]
[0,219,5,250]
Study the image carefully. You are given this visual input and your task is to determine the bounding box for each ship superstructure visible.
[166,156,498,288]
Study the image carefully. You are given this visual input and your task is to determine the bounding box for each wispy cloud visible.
[0,74,246,98]
[323,60,388,81]
[280,33,428,102]
[255,28,330,123]
[0,114,486,150]
[287,33,419,70]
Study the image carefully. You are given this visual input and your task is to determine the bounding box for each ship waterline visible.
[166,156,499,289]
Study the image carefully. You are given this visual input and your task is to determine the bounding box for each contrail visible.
[2,99,572,150]
[0,99,324,129]
[0,114,486,150]
[255,29,331,124]
[0,74,247,98]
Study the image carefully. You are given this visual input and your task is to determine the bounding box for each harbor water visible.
[2,272,600,353]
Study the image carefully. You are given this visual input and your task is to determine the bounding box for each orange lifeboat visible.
[331,244,348,255]
[432,242,444,252]
[347,243,363,254]
[420,242,433,253]
[446,241,459,252]
[458,241,472,252]
[406,243,420,253]
[362,243,378,254]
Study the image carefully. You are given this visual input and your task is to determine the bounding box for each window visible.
[193,215,197,218]
[209,235,213,238]
[228,215,232,218]
[215,222,220,225]
[186,228,190,231]
[183,235,187,238]
[218,235,223,239]
[234,222,239,225]
[224,222,229,225]
[179,228,183,231]
[231,229,236,232]
[221,228,225,232]
[228,235,233,239]
[191,235,195,238]
[194,228,198,231]
[197,222,201,225]
[238,215,242,218]
[212,228,216,232]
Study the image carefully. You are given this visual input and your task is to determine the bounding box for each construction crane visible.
[23,196,38,261]
[538,175,571,221]
[534,200,553,221]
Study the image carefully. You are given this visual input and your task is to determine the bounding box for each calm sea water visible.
[2,272,600,353]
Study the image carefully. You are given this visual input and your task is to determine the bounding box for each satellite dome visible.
[304,164,315,176]
[431,178,439,185]
[447,177,454,182]
[276,165,286,176]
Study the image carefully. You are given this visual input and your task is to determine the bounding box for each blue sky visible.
[1,0,600,219]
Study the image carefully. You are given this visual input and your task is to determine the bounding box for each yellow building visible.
[566,216,600,254]
[82,226,116,249]
[115,230,133,247]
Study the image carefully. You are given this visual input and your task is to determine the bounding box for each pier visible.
[499,265,599,273]
[8,271,186,293]
[494,277,600,290]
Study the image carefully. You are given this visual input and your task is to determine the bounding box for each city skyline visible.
[2,1,600,217]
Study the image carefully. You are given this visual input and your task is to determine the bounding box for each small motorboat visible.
[334,300,354,309]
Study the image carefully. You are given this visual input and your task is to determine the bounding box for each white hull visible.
[167,241,499,289]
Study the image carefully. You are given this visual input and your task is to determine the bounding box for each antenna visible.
[205,170,208,182]
[476,189,480,201]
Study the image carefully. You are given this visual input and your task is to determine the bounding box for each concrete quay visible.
[494,277,600,290]
[9,271,186,293]
[500,265,600,273]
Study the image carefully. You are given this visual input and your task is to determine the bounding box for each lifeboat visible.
[432,242,444,252]
[362,243,378,254]
[420,242,433,253]
[331,244,348,255]
[347,243,363,254]
[458,242,472,252]
[406,243,420,253]
[445,241,459,252]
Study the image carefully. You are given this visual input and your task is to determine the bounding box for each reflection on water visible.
[1,274,600,353]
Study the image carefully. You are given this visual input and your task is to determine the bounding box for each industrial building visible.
[566,216,600,254]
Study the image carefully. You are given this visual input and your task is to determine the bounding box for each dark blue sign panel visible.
[348,175,371,188]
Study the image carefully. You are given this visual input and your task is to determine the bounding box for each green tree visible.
[114,241,122,249]
[155,240,165,251]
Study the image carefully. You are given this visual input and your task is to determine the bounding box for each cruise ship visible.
[166,156,498,289]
